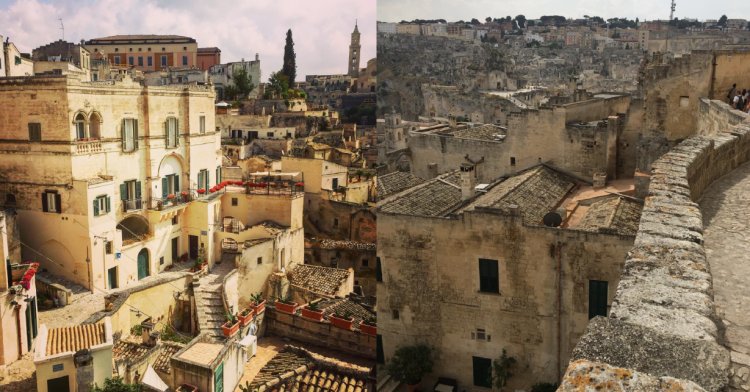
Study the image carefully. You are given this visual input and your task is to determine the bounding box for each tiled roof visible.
[249,346,371,392]
[288,265,351,297]
[318,297,375,325]
[377,172,425,199]
[576,196,643,236]
[113,340,152,364]
[469,165,576,225]
[378,171,463,217]
[46,323,107,356]
[153,342,184,374]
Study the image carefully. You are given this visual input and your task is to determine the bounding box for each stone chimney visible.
[141,320,155,346]
[593,172,607,189]
[460,163,476,200]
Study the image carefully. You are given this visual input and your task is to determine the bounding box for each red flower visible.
[210,187,217,193]
[181,191,188,196]
[167,194,175,200]
[295,182,305,187]
[197,189,206,194]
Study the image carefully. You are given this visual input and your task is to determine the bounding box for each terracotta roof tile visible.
[46,323,107,356]
[378,171,462,217]
[577,196,643,236]
[377,172,425,199]
[288,265,350,297]
[153,342,184,374]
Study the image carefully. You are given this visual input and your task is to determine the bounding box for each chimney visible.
[140,319,154,346]
[460,163,476,200]
[255,53,259,61]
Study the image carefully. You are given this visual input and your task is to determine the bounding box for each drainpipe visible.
[87,245,93,293]
[556,240,563,380]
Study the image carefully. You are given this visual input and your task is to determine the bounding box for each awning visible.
[141,364,169,392]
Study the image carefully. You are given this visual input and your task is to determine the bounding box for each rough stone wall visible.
[377,210,634,390]
[560,107,750,391]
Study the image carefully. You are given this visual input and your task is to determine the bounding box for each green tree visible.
[266,71,290,99]
[386,344,434,385]
[718,15,728,26]
[492,349,516,390]
[281,29,297,84]
[225,68,255,100]
[514,15,526,29]
[92,377,141,392]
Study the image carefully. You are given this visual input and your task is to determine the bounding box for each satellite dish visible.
[543,211,563,227]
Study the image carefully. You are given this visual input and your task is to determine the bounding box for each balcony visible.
[148,193,192,211]
[73,139,103,155]
[122,198,143,213]
[243,172,305,197]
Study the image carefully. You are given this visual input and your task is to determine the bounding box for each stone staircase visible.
[193,261,235,339]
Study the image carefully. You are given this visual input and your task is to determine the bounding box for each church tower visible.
[348,22,361,77]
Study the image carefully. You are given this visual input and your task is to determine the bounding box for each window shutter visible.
[174,175,180,193]
[134,120,139,149]
[41,192,48,212]
[6,258,12,288]
[54,193,62,214]
[164,121,168,143]
[175,119,180,145]
[135,181,142,199]
[162,177,169,198]
[216,167,219,185]
[120,183,127,201]
[93,199,99,216]
[206,172,210,189]
[106,196,111,213]
[121,119,126,150]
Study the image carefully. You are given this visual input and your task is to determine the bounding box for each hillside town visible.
[0,10,377,392]
[376,8,750,392]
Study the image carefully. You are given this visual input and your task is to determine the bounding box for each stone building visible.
[2,36,33,77]
[377,164,641,389]
[83,35,198,71]
[305,238,377,297]
[349,23,361,78]
[196,47,221,71]
[0,73,221,291]
[209,55,262,100]
[31,39,92,80]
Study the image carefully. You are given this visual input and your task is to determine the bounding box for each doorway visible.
[47,376,70,392]
[189,235,199,260]
[137,248,150,280]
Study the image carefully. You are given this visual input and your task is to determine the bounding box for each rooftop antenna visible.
[58,17,65,41]
[669,0,676,21]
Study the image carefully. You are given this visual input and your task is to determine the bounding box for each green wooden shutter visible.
[174,175,180,193]
[93,199,99,216]
[197,171,204,190]
[41,193,48,212]
[175,119,179,145]
[135,181,142,199]
[120,183,127,200]
[134,120,139,149]
[206,171,210,190]
[216,167,220,185]
[106,196,111,213]
[121,119,126,150]
[162,177,169,198]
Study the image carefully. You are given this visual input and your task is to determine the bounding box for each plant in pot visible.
[274,295,298,315]
[250,292,266,314]
[221,312,240,338]
[386,344,434,392]
[300,301,324,322]
[238,306,254,327]
[328,311,354,330]
[360,316,376,335]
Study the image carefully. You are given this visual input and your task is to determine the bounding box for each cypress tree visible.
[281,29,296,84]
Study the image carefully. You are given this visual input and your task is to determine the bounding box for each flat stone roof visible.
[176,342,223,366]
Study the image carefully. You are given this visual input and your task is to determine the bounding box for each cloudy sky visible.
[0,0,376,81]
[379,0,749,22]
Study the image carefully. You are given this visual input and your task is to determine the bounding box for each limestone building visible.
[83,35,198,72]
[209,55,262,100]
[377,164,641,389]
[196,47,221,71]
[0,73,222,291]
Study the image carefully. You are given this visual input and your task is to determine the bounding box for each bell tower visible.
[348,21,361,77]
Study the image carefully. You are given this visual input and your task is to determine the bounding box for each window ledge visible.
[477,291,502,296]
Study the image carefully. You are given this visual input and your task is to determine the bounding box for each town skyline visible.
[0,0,376,81]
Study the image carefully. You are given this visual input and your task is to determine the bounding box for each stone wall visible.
[264,308,375,359]
[559,104,750,391]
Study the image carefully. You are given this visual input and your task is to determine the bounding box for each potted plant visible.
[386,345,434,391]
[180,191,189,202]
[167,193,175,200]
[274,295,298,314]
[360,316,377,335]
[328,311,354,330]
[221,312,240,338]
[238,306,254,327]
[197,188,206,195]
[250,292,266,314]
[300,301,324,322]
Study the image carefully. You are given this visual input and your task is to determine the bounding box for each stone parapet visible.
[559,112,750,390]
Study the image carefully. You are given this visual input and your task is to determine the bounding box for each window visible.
[165,117,178,148]
[107,267,118,289]
[93,195,111,216]
[267,131,274,138]
[162,174,179,198]
[257,257,262,265]
[333,218,339,228]
[197,169,209,191]
[105,241,113,254]
[160,256,164,265]
[128,56,134,65]
[120,180,142,211]
[231,197,238,206]
[74,113,86,140]
[199,116,206,133]
[376,257,382,282]
[161,55,167,67]
[138,56,143,66]
[588,280,609,319]
[147,56,153,66]
[121,118,138,152]
[14,55,21,65]
[478,258,499,293]
[182,55,188,66]
[215,166,222,185]
[471,328,490,341]
[472,356,492,388]
[42,190,61,213]
[113,55,121,65]
[28,123,41,141]
[510,156,516,166]
[172,216,178,225]
[361,258,369,267]
[391,309,399,319]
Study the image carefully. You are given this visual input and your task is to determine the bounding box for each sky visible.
[378,0,750,23]
[0,0,376,82]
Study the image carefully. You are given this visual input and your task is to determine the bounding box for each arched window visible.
[74,113,86,140]
[89,112,102,139]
